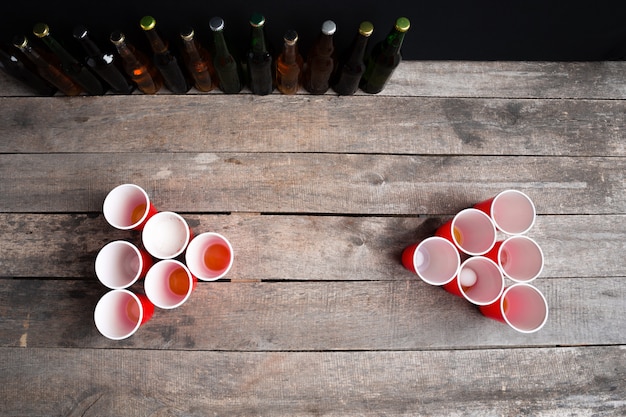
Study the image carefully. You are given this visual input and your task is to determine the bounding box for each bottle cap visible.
[73,25,89,40]
[250,12,265,28]
[12,35,28,49]
[180,27,195,41]
[209,17,225,32]
[321,20,336,36]
[140,16,157,31]
[283,29,298,45]
[110,31,126,45]
[33,23,50,38]
[395,17,410,33]
[359,21,374,37]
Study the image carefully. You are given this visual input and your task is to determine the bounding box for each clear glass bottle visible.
[73,25,133,94]
[360,17,410,94]
[110,31,163,94]
[32,22,105,95]
[246,13,273,95]
[179,26,216,92]
[275,30,303,95]
[139,15,189,94]
[12,34,83,96]
[302,20,337,95]
[0,42,57,95]
[332,21,373,95]
[209,17,242,94]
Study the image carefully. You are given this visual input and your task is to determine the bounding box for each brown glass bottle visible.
[302,20,337,94]
[275,30,303,95]
[33,23,105,95]
[0,42,56,95]
[332,21,373,95]
[180,27,216,92]
[140,16,189,94]
[110,31,163,94]
[12,35,83,96]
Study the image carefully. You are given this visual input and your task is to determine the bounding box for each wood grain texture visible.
[0,214,624,281]
[0,94,624,156]
[1,346,624,416]
[0,154,623,214]
[0,278,623,350]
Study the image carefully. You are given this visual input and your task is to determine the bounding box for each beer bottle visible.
[360,17,410,94]
[332,21,373,95]
[0,42,56,95]
[139,15,189,94]
[110,31,163,94]
[12,34,83,96]
[275,30,303,95]
[209,17,242,94]
[246,13,273,95]
[302,20,337,95]
[32,22,105,95]
[179,26,216,92]
[73,25,133,94]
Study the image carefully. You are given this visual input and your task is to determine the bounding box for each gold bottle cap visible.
[12,35,28,49]
[359,21,374,37]
[140,16,156,31]
[395,17,410,33]
[284,29,298,45]
[110,31,126,45]
[180,27,195,41]
[33,23,50,38]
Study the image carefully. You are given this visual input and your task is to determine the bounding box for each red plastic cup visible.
[185,232,234,281]
[141,211,192,260]
[484,236,544,283]
[474,189,536,235]
[144,260,197,309]
[95,240,153,289]
[103,184,157,231]
[401,236,461,286]
[479,283,549,333]
[94,289,154,340]
[435,208,497,256]
[443,256,504,305]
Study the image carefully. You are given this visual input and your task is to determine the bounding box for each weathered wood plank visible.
[0,278,623,350]
[1,346,624,416]
[2,61,626,99]
[0,94,624,156]
[0,154,623,214]
[1,214,624,281]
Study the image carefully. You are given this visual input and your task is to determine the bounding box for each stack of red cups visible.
[93,184,234,340]
[402,190,548,333]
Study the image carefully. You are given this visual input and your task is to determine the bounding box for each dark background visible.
[2,0,626,61]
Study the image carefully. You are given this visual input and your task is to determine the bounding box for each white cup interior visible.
[499,236,544,282]
[103,184,150,230]
[492,190,536,235]
[501,283,549,333]
[95,241,143,289]
[142,211,190,259]
[414,237,460,285]
[452,208,497,256]
[94,289,143,340]
[458,256,504,305]
[185,232,233,281]
[145,260,194,309]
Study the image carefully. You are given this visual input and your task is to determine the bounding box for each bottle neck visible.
[77,35,102,58]
[143,28,168,54]
[213,30,230,57]
[384,30,406,56]
[346,34,369,64]
[282,41,297,64]
[316,34,334,56]
[250,26,267,54]
[39,34,78,65]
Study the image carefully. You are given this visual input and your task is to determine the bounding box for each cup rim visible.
[103,183,151,230]
[94,289,143,340]
[500,283,549,333]
[457,256,504,306]
[142,211,191,259]
[491,189,536,235]
[144,259,194,309]
[498,235,544,283]
[185,232,234,281]
[451,208,497,256]
[414,236,460,286]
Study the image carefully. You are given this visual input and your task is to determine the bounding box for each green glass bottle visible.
[302,20,337,94]
[13,34,84,96]
[32,22,105,95]
[246,13,273,95]
[360,17,410,94]
[332,21,373,95]
[140,15,189,94]
[275,30,303,95]
[209,17,242,94]
[180,26,216,92]
[73,25,133,94]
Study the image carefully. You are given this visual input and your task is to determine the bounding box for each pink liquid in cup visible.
[484,235,544,283]
[474,189,535,235]
[401,237,461,286]
[435,208,497,256]
[479,283,548,333]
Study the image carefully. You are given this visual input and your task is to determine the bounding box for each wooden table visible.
[1,61,624,416]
